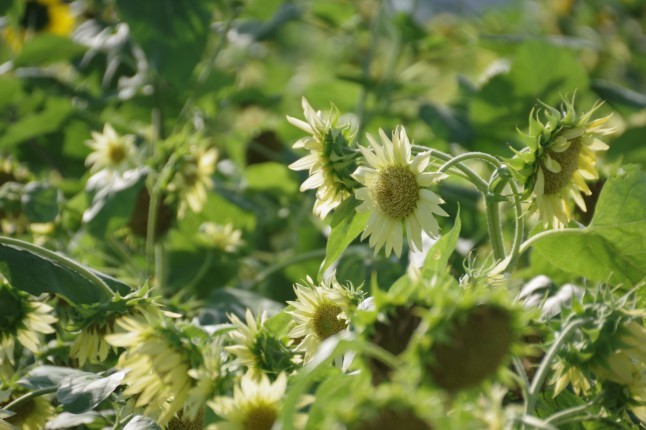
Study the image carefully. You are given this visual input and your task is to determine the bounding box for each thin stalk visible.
[4,386,57,411]
[519,228,582,255]
[184,251,214,291]
[545,401,597,425]
[505,179,525,272]
[412,145,489,192]
[154,242,166,291]
[525,318,587,415]
[0,236,114,298]
[438,151,502,172]
[485,191,506,261]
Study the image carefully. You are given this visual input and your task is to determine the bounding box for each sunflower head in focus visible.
[3,0,74,52]
[0,280,57,371]
[352,125,448,258]
[287,275,352,364]
[287,97,360,219]
[508,96,613,229]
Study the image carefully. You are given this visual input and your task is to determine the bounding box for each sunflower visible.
[287,276,350,364]
[226,309,294,377]
[169,145,218,218]
[199,222,244,253]
[105,316,194,426]
[287,97,359,219]
[85,124,138,174]
[351,126,448,258]
[0,281,57,370]
[508,96,613,229]
[3,0,74,52]
[208,372,307,430]
[3,396,53,430]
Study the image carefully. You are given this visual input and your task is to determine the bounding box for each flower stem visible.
[412,145,489,192]
[505,179,525,272]
[525,318,587,416]
[519,227,582,256]
[485,190,506,261]
[545,400,598,425]
[437,151,502,172]
[4,386,57,411]
[0,236,114,299]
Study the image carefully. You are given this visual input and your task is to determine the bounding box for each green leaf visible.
[21,182,61,223]
[13,34,86,66]
[421,209,461,280]
[124,416,162,430]
[532,166,646,286]
[57,372,125,414]
[18,366,86,390]
[115,0,217,87]
[244,162,298,196]
[0,98,73,148]
[83,168,148,237]
[0,239,130,304]
[45,412,102,429]
[318,198,369,280]
[591,79,646,109]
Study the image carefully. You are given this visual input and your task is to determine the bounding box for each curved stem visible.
[412,145,489,192]
[525,318,587,415]
[0,236,114,298]
[505,179,525,272]
[519,228,582,255]
[485,193,506,261]
[4,386,57,411]
[438,151,502,172]
[545,400,598,425]
[184,251,214,291]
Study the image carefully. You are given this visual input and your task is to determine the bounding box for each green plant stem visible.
[525,318,587,416]
[4,386,57,411]
[184,251,214,290]
[412,145,489,192]
[146,153,178,277]
[437,151,502,172]
[485,192,506,261]
[0,236,114,298]
[545,401,597,425]
[506,179,525,272]
[519,228,582,255]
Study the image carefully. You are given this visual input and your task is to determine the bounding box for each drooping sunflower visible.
[85,124,138,174]
[352,126,448,258]
[0,281,57,372]
[226,309,294,377]
[287,276,350,364]
[3,0,74,51]
[105,315,196,426]
[287,97,360,219]
[168,145,218,218]
[209,371,307,430]
[508,96,613,229]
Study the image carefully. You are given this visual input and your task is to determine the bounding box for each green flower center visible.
[542,138,581,195]
[20,2,51,32]
[107,142,127,165]
[243,403,277,430]
[313,303,346,340]
[372,166,419,220]
[0,285,28,335]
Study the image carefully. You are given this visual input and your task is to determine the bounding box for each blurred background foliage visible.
[1,0,645,318]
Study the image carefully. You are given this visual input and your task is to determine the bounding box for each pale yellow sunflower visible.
[105,316,193,426]
[185,338,225,422]
[509,96,613,228]
[169,145,218,217]
[3,0,74,52]
[0,409,17,430]
[352,125,448,258]
[69,319,116,367]
[287,97,359,219]
[199,222,244,253]
[4,396,53,430]
[85,124,137,174]
[208,371,307,430]
[226,309,294,377]
[0,281,57,369]
[287,276,350,364]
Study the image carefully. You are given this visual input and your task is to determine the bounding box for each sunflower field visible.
[1,0,646,429]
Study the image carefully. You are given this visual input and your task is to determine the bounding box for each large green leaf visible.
[115,0,217,87]
[421,209,461,280]
[0,98,72,148]
[318,198,370,280]
[18,366,86,390]
[57,372,125,414]
[531,166,646,286]
[21,182,61,223]
[0,238,130,304]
